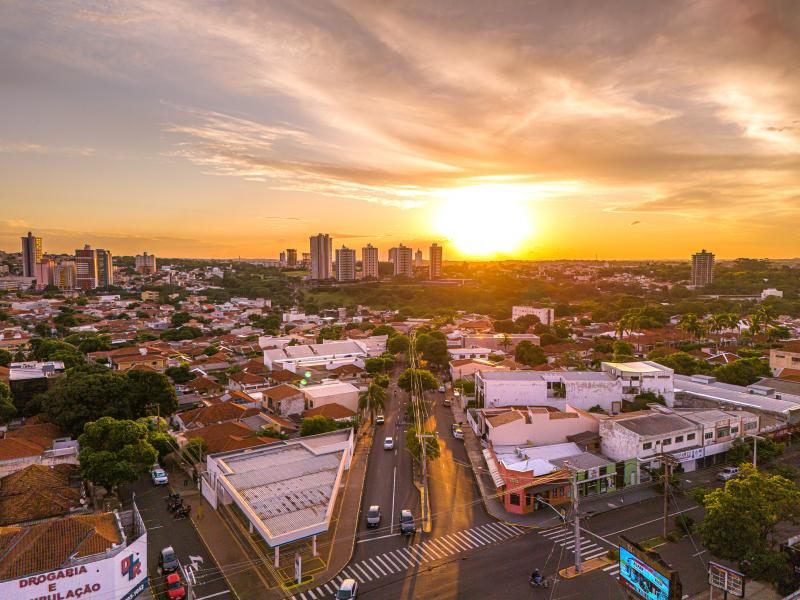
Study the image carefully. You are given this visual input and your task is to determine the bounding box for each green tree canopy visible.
[28,338,85,368]
[160,326,204,341]
[714,358,771,386]
[397,368,439,393]
[171,311,192,327]
[405,426,441,463]
[300,415,341,437]
[64,332,112,354]
[78,417,159,492]
[372,324,397,337]
[165,364,195,384]
[0,349,11,367]
[0,383,16,424]
[515,340,546,367]
[358,382,387,419]
[387,334,410,355]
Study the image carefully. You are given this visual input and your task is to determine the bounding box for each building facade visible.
[389,244,413,277]
[55,260,78,290]
[414,248,423,268]
[335,246,356,281]
[429,243,442,279]
[310,234,333,280]
[33,259,55,290]
[511,305,555,325]
[20,231,42,278]
[361,244,379,279]
[286,248,298,267]
[691,249,715,287]
[75,245,98,290]
[96,249,113,287]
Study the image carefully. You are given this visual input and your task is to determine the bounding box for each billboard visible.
[618,536,681,600]
[0,532,147,600]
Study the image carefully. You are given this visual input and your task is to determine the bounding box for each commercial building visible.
[770,342,800,377]
[429,243,442,279]
[20,231,42,278]
[335,246,356,281]
[33,258,55,290]
[302,381,360,413]
[511,305,554,325]
[202,429,353,555]
[55,260,78,290]
[691,249,715,287]
[96,249,113,287]
[75,245,98,290]
[389,244,413,277]
[361,244,379,279]
[263,337,385,372]
[134,252,157,274]
[309,234,333,280]
[414,248,423,268]
[286,248,298,267]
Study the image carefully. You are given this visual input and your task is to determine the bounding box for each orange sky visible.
[1,1,799,260]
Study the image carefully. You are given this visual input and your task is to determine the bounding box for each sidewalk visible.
[451,401,660,528]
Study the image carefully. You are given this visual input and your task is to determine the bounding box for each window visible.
[687,433,696,441]
[745,421,757,431]
[705,432,713,440]
[731,427,739,434]
[662,438,672,446]
[643,442,653,450]
[675,435,684,443]
[510,494,520,506]
[717,427,730,438]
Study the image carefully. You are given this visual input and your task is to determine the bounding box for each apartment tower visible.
[96,249,113,287]
[335,246,356,281]
[286,249,298,267]
[691,249,715,287]
[135,252,157,275]
[309,234,333,280]
[33,259,55,290]
[75,245,98,290]
[20,231,42,277]
[362,244,379,279]
[429,243,443,279]
[389,244,413,278]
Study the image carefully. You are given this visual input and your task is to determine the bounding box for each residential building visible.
[141,290,159,301]
[96,249,113,287]
[54,260,77,290]
[474,361,675,413]
[770,342,800,376]
[263,337,386,372]
[310,233,333,280]
[429,243,442,279]
[75,244,98,290]
[335,246,356,281]
[0,464,84,526]
[286,248,298,267]
[512,305,555,325]
[448,347,494,361]
[279,251,286,264]
[202,429,353,550]
[691,249,715,287]
[20,231,42,278]
[135,252,157,274]
[0,419,78,477]
[388,244,413,277]
[361,244,379,279]
[264,384,305,417]
[414,248,423,268]
[33,258,55,290]
[462,333,541,352]
[302,381,360,413]
[449,358,509,383]
[474,405,601,447]
[761,288,783,300]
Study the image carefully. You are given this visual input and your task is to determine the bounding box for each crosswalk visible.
[292,521,525,599]
[539,526,619,578]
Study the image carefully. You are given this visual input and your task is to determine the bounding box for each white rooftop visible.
[604,361,667,373]
[302,381,360,398]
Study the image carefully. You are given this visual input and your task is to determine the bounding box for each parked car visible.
[376,414,385,425]
[336,578,358,599]
[366,505,381,528]
[383,437,394,450]
[452,424,464,439]
[165,573,186,600]
[719,466,740,482]
[159,546,180,574]
[438,385,446,393]
[399,509,416,535]
[151,467,169,486]
[443,397,451,407]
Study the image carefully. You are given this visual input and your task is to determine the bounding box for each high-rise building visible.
[286,248,298,267]
[279,251,286,265]
[414,248,423,268]
[21,231,42,277]
[55,260,77,290]
[33,259,55,290]
[389,244,413,278]
[362,244,379,279]
[429,243,443,279]
[135,252,157,275]
[75,245,98,290]
[691,249,715,287]
[96,249,113,287]
[309,234,333,280]
[335,246,356,281]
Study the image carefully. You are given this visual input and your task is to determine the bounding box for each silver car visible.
[366,505,381,528]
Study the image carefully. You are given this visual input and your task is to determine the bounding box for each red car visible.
[165,573,186,600]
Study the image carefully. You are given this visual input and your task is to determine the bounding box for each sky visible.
[1,0,799,260]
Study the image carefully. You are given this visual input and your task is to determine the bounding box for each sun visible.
[433,184,534,257]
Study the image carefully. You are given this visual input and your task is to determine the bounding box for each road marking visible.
[367,557,387,576]
[433,536,460,554]
[194,592,231,600]
[399,547,421,565]
[469,528,495,545]
[391,465,396,534]
[603,564,619,572]
[423,541,445,559]
[584,549,608,560]
[374,554,396,573]
[323,583,334,593]
[476,524,504,542]
[306,589,317,599]
[361,560,380,578]
[357,532,398,544]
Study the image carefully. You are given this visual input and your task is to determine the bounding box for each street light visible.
[534,497,568,523]
[747,434,765,468]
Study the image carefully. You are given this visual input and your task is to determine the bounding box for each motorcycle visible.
[166,492,181,502]
[174,505,192,519]
[529,577,548,589]
[167,499,184,513]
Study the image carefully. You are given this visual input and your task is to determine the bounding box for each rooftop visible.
[613,412,696,436]
[675,374,800,418]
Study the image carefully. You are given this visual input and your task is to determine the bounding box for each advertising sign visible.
[708,561,745,598]
[0,532,147,600]
[618,536,681,600]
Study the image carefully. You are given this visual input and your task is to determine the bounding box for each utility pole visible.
[566,462,582,573]
[748,434,765,468]
[660,454,679,539]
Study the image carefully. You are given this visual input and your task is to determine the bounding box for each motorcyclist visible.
[530,569,542,585]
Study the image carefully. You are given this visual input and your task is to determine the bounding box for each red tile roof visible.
[302,403,356,420]
[185,422,277,454]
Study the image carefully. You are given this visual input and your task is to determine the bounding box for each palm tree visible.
[499,333,512,353]
[678,313,705,341]
[359,382,387,421]
[754,306,774,336]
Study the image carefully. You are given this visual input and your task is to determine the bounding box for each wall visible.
[488,409,599,447]
[770,348,800,375]
[564,379,621,412]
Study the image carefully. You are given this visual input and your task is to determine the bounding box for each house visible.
[186,376,224,396]
[174,402,261,430]
[263,384,305,417]
[112,351,168,372]
[512,306,554,325]
[303,403,357,422]
[475,406,601,447]
[9,361,66,381]
[262,337,385,372]
[449,358,508,383]
[770,342,800,377]
[302,381,360,413]
[0,464,84,525]
[0,421,78,477]
[185,422,278,455]
[227,371,270,393]
[448,347,494,361]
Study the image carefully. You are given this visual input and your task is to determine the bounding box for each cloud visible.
[0,141,95,156]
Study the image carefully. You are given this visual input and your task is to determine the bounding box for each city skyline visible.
[2,1,800,260]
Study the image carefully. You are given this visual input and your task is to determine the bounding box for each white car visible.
[452,425,464,440]
[719,466,740,482]
[336,578,358,599]
[383,437,394,450]
[438,385,446,393]
[151,467,168,486]
[376,414,385,425]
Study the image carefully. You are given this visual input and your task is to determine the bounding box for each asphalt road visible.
[123,476,232,600]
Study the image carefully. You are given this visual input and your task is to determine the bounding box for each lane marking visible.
[194,592,232,600]
[391,466,396,534]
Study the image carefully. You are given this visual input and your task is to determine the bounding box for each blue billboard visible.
[619,546,671,600]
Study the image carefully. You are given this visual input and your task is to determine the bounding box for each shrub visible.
[674,514,694,531]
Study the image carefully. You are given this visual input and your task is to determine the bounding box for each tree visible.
[171,311,192,327]
[0,383,16,424]
[300,416,340,437]
[0,349,11,367]
[160,326,203,341]
[454,378,475,395]
[358,382,387,419]
[713,358,771,386]
[695,464,800,591]
[727,436,784,466]
[78,417,158,493]
[678,313,706,340]
[656,352,712,376]
[165,364,194,384]
[387,334,410,355]
[420,338,449,369]
[397,369,439,393]
[64,332,112,354]
[182,437,207,463]
[498,334,512,353]
[515,340,546,367]
[372,324,396,337]
[405,426,440,463]
[28,338,85,368]
[612,340,636,362]
[123,370,178,419]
